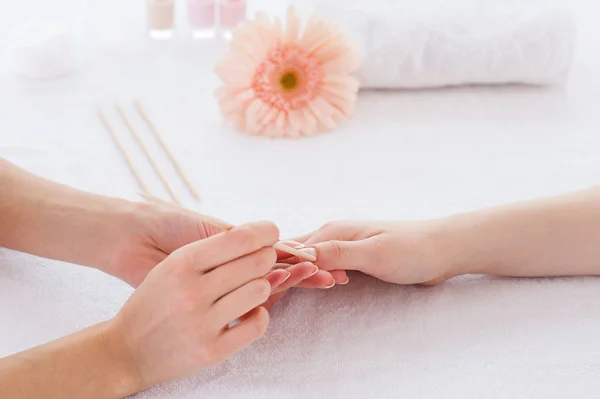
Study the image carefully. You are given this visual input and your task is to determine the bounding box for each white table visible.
[2,0,600,397]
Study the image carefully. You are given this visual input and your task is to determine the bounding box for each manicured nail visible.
[281,270,292,283]
[294,243,306,249]
[323,279,336,289]
[300,247,316,259]
[308,265,319,277]
[338,276,350,285]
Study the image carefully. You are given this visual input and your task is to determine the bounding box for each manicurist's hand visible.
[1,222,284,399]
[104,221,281,389]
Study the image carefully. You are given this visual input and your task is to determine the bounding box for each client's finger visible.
[300,238,374,272]
[292,270,335,288]
[272,265,347,289]
[330,270,349,285]
[265,269,291,291]
[271,262,319,294]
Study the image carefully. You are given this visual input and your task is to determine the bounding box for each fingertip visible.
[256,220,280,243]
[253,306,270,335]
[255,278,272,301]
[266,269,291,289]
[296,269,335,288]
[330,270,349,284]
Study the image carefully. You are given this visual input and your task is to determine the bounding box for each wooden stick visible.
[115,103,183,205]
[98,106,151,195]
[139,192,317,262]
[134,100,201,201]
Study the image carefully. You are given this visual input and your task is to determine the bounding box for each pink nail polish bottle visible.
[187,0,216,39]
[219,0,247,40]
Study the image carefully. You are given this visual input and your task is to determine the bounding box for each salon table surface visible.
[2,0,600,398]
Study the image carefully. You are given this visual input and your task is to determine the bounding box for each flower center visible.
[280,71,298,91]
[252,46,323,111]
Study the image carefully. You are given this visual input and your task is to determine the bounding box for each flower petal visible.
[218,88,254,116]
[300,108,318,135]
[215,59,255,86]
[286,110,304,137]
[272,17,284,42]
[298,14,328,50]
[245,99,267,131]
[259,106,279,128]
[275,111,287,133]
[309,97,342,131]
[284,6,301,44]
[312,36,360,73]
[322,49,361,74]
[230,23,273,62]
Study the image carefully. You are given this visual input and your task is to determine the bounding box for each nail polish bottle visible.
[187,0,216,39]
[219,0,247,40]
[147,0,175,40]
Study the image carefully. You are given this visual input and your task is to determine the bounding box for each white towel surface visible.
[3,250,600,399]
[315,0,577,89]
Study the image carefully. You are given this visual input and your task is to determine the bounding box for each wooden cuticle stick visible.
[134,100,201,201]
[98,105,151,195]
[115,103,182,205]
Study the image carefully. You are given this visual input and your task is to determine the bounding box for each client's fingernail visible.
[300,247,316,258]
[338,276,350,285]
[309,265,319,277]
[294,243,306,249]
[281,270,292,284]
[323,279,336,289]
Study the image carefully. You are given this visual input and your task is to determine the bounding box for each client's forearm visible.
[445,187,600,277]
[0,159,136,269]
[0,322,143,399]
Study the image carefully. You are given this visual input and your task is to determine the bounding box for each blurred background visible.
[0,0,599,236]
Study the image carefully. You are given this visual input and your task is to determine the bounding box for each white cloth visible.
[315,0,577,88]
[1,0,600,398]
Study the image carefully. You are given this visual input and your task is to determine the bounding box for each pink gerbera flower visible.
[215,6,360,138]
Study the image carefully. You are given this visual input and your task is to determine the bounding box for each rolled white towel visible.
[315,0,576,89]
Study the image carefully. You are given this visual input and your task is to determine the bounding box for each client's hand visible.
[103,222,281,390]
[295,221,456,286]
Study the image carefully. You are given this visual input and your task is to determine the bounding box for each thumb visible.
[302,239,375,272]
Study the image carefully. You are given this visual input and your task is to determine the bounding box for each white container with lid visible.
[5,0,90,79]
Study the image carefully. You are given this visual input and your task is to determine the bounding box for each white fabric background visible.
[1,0,600,397]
